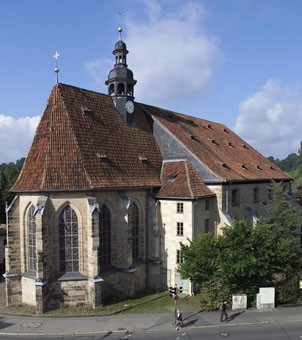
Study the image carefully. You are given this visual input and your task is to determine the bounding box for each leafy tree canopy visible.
[179,183,302,308]
[0,158,25,223]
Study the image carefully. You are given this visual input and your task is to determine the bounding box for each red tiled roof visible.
[12,84,162,192]
[140,104,291,182]
[156,160,215,199]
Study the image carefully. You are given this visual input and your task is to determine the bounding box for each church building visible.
[5,28,291,313]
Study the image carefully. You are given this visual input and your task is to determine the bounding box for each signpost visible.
[168,285,183,324]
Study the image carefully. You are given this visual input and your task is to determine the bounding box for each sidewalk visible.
[0,305,302,337]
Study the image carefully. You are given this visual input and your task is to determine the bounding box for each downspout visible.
[145,189,150,290]
[225,189,229,213]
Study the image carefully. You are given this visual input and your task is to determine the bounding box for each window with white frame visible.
[176,249,183,264]
[177,202,184,213]
[176,222,184,236]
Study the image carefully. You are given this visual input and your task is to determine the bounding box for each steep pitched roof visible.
[12,84,162,192]
[140,104,291,182]
[156,160,215,199]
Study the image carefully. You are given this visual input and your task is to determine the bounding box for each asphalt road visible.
[1,322,302,340]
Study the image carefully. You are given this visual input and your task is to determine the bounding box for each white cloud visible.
[0,114,40,163]
[85,0,220,110]
[234,79,302,159]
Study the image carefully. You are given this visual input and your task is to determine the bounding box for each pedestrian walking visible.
[176,309,183,330]
[220,300,228,322]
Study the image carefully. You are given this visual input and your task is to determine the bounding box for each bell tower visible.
[105,27,137,124]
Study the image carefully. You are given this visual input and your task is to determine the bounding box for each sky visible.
[1,0,302,163]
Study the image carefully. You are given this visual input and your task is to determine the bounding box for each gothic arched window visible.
[99,204,112,269]
[27,205,36,271]
[129,202,139,259]
[59,205,79,273]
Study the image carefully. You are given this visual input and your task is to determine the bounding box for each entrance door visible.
[175,271,190,294]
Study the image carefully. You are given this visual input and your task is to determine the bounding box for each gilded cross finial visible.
[118,10,123,40]
[53,51,60,84]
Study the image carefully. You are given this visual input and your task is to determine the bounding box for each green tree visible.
[179,232,218,284]
[0,158,25,223]
[179,183,302,308]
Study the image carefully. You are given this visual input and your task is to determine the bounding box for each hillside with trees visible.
[0,158,25,223]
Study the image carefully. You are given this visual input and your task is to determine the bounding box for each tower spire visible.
[105,26,137,124]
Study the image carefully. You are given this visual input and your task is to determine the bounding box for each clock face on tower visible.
[125,100,135,114]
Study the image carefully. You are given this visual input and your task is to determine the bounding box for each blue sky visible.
[1,0,302,163]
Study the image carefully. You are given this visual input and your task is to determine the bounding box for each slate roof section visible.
[12,84,162,192]
[156,160,215,199]
[140,104,292,182]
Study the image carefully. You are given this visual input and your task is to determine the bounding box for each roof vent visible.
[238,163,248,170]
[226,141,234,148]
[168,172,179,181]
[223,128,229,133]
[82,107,93,116]
[240,143,249,149]
[139,156,148,162]
[209,138,218,145]
[220,162,230,170]
[188,134,196,140]
[97,153,108,161]
[255,165,262,170]
[266,165,276,171]
[205,123,213,129]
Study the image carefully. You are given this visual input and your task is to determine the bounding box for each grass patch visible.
[0,285,203,316]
